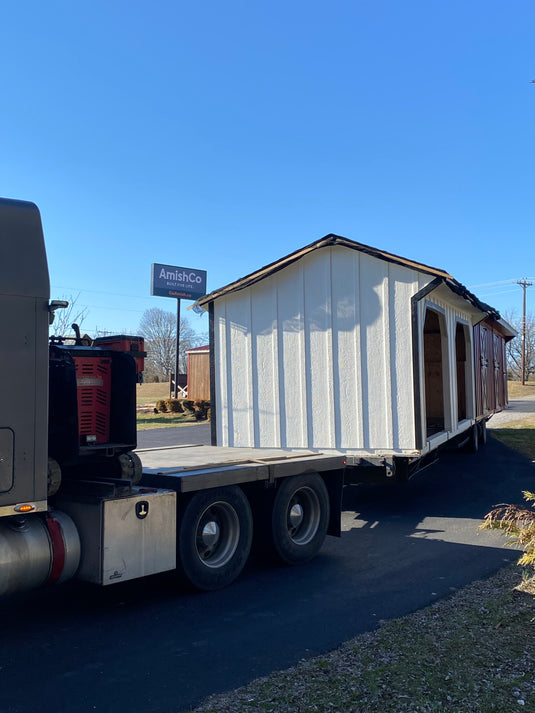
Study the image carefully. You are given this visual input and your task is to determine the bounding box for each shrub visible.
[193,400,210,420]
[165,399,184,413]
[480,491,535,570]
[181,400,195,413]
[155,399,168,413]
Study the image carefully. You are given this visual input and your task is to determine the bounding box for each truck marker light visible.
[14,504,35,513]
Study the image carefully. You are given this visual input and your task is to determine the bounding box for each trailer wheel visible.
[271,473,330,566]
[178,486,253,591]
[466,424,479,454]
[478,420,487,446]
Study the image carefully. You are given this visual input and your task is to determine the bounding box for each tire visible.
[117,451,143,484]
[47,458,62,497]
[177,486,253,591]
[465,424,479,454]
[271,473,330,566]
[478,420,487,446]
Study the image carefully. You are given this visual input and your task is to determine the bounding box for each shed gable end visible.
[214,246,429,452]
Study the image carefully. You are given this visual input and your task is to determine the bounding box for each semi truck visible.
[0,197,513,599]
[0,198,345,596]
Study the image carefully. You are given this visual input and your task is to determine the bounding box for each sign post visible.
[151,263,207,398]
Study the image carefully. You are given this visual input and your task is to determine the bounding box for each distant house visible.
[186,345,210,401]
[197,235,514,456]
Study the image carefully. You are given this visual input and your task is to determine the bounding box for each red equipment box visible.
[73,355,112,445]
[93,335,146,378]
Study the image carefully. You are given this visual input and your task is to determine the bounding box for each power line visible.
[468,278,519,288]
[50,284,152,301]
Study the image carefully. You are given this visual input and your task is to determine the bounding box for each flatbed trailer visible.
[51,445,345,593]
[139,444,345,491]
[136,444,345,589]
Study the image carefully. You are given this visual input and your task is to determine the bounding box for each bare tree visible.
[49,294,89,339]
[505,310,535,382]
[139,307,207,381]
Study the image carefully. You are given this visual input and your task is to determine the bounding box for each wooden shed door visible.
[479,326,489,415]
[474,321,509,418]
[455,323,468,422]
[494,333,505,410]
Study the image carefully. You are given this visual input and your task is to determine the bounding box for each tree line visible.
[506,311,535,383]
[139,307,207,382]
[49,297,207,383]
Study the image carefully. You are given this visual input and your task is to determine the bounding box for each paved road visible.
[137,422,211,449]
[1,429,533,713]
[487,393,535,427]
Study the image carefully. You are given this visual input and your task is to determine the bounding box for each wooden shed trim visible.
[196,234,454,308]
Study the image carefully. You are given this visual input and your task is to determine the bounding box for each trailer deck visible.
[138,444,346,492]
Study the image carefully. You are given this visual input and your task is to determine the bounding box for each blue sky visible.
[2,1,534,335]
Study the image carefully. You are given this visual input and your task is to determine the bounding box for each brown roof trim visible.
[196,234,453,307]
[186,345,210,354]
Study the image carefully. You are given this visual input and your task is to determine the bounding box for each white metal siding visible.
[251,279,280,446]
[213,246,447,453]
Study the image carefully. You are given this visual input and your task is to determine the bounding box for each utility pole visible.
[516,279,533,385]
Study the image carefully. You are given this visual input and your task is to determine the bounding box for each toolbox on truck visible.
[57,487,177,585]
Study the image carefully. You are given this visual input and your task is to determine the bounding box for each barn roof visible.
[196,233,508,327]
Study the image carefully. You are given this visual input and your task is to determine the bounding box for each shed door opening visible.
[423,308,446,437]
[455,323,468,422]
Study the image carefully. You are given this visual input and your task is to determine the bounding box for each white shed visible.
[197,236,513,460]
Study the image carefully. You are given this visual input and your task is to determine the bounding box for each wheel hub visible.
[201,520,221,550]
[289,503,304,530]
[286,488,321,544]
[195,503,240,568]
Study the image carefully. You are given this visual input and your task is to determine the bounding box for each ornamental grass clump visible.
[481,491,535,572]
[155,399,168,413]
[165,398,184,413]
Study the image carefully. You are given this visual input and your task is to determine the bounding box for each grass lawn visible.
[136,412,199,430]
[136,382,171,406]
[508,380,535,399]
[491,421,535,462]
[135,382,207,430]
[491,382,535,461]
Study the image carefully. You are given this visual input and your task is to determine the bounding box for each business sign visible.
[151,263,207,300]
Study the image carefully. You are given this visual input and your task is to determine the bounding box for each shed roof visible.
[186,345,210,354]
[196,233,509,329]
